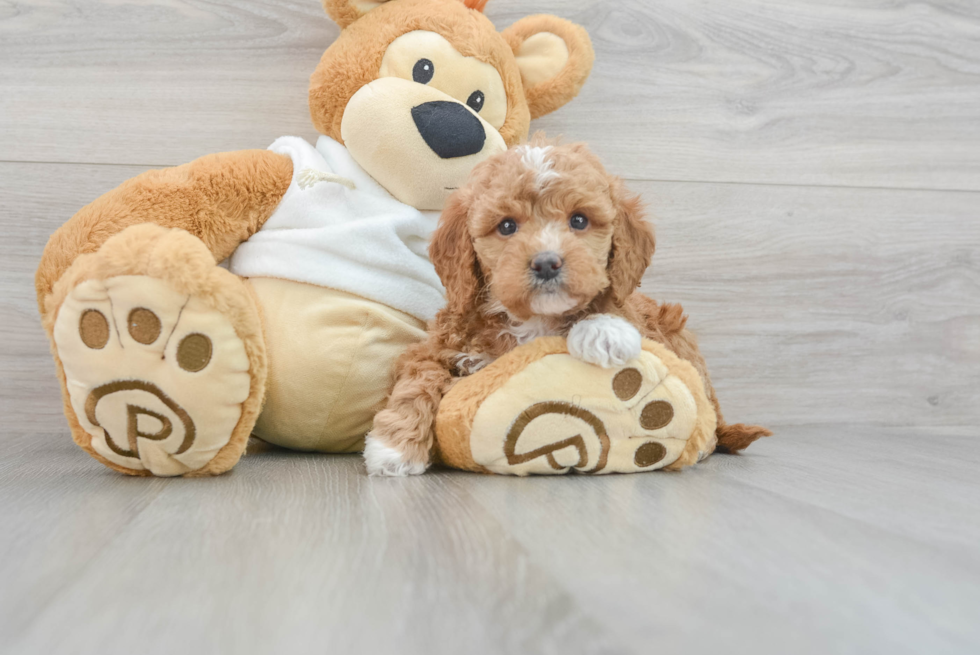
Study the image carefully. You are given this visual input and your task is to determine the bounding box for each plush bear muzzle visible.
[411,100,487,159]
[341,76,506,211]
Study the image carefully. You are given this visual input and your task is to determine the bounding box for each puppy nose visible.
[530,252,563,281]
[411,101,486,159]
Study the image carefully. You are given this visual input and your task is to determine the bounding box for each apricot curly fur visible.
[371,139,770,469]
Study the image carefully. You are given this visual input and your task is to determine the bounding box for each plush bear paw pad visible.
[464,346,707,475]
[53,275,252,476]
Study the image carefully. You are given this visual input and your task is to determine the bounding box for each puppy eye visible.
[497,218,518,236]
[467,90,485,113]
[569,213,589,231]
[413,59,434,84]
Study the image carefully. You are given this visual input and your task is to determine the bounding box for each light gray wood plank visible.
[707,424,980,553]
[457,425,980,655]
[2,437,622,655]
[3,1,980,652]
[3,426,979,655]
[0,437,171,648]
[3,1,980,190]
[0,0,337,166]
[545,0,980,191]
[0,162,155,436]
[631,179,980,429]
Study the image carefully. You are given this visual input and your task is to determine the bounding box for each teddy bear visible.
[34,0,596,477]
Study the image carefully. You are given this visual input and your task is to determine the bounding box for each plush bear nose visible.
[530,252,563,281]
[411,101,486,159]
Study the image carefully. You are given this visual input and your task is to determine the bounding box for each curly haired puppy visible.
[364,138,770,476]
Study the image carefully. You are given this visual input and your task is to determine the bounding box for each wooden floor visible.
[1,1,979,653]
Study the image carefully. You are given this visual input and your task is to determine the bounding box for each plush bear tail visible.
[716,422,772,454]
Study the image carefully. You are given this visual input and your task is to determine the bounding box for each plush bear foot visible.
[45,225,266,477]
[435,338,718,475]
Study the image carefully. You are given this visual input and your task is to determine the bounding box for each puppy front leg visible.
[567,314,643,368]
[364,346,453,476]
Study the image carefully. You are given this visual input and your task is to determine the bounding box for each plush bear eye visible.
[497,218,518,236]
[569,213,589,230]
[467,90,485,113]
[413,59,434,84]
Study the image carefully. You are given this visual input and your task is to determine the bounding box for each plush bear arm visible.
[35,149,292,313]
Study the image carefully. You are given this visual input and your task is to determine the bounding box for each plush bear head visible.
[309,0,595,210]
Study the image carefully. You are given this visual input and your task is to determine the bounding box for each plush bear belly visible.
[246,277,426,452]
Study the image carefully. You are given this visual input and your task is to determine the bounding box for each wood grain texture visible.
[541,0,980,190]
[0,162,154,435]
[1,441,621,655]
[2,429,979,655]
[2,0,980,653]
[634,180,980,428]
[3,1,980,190]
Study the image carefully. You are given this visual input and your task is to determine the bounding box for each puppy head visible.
[430,137,655,322]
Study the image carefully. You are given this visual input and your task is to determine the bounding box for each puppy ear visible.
[501,16,595,120]
[607,180,655,306]
[430,191,482,318]
[320,0,391,29]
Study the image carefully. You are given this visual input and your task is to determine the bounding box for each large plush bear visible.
[35,0,595,476]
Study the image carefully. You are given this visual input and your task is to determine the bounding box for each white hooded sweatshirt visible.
[228,136,446,322]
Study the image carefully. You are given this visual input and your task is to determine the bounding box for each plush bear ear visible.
[320,0,390,29]
[501,15,595,120]
[322,0,487,29]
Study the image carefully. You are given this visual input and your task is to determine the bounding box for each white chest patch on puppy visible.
[503,316,560,346]
[484,299,564,345]
[567,314,643,368]
[517,145,559,189]
[529,292,578,316]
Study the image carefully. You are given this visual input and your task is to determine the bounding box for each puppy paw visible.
[363,435,428,477]
[567,314,642,368]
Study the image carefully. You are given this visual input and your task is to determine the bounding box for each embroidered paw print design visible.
[53,275,251,476]
[503,401,611,473]
[608,365,697,471]
[468,347,703,475]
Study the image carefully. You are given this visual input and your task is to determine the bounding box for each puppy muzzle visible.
[530,251,563,282]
